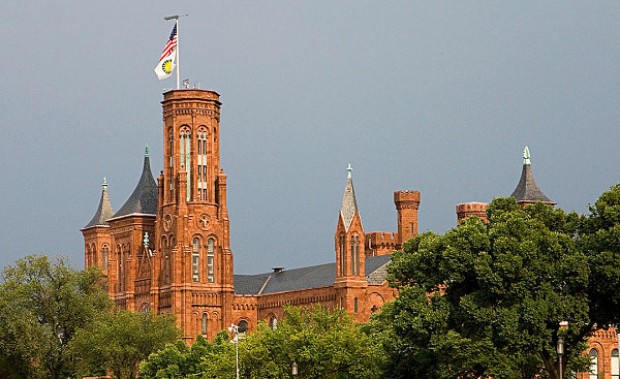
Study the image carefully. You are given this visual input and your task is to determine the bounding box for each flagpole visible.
[175,17,180,89]
[164,14,187,89]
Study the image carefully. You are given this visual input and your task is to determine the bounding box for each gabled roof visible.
[340,164,359,232]
[111,148,158,219]
[83,178,115,229]
[234,255,392,295]
[510,146,554,204]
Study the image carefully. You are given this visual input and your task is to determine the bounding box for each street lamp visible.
[558,320,568,379]
[291,361,298,378]
[228,324,240,379]
[557,336,564,379]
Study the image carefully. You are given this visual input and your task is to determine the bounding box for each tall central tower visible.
[154,89,234,340]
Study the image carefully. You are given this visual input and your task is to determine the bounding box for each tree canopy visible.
[0,255,110,379]
[382,198,590,379]
[69,310,178,379]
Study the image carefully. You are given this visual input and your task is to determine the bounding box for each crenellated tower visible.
[394,190,420,245]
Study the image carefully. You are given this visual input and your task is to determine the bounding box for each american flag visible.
[159,24,177,61]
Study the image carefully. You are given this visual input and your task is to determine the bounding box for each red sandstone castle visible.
[82,89,617,377]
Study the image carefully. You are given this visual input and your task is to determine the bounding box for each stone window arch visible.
[589,348,599,379]
[101,244,109,272]
[339,233,346,276]
[350,234,360,275]
[192,237,201,282]
[201,313,208,335]
[207,238,215,283]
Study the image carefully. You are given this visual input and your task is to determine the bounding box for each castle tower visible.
[81,178,114,274]
[334,165,367,321]
[510,146,555,207]
[456,202,488,224]
[394,190,420,245]
[156,89,233,341]
[106,148,158,311]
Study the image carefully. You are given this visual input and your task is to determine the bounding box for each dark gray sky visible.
[1,2,619,274]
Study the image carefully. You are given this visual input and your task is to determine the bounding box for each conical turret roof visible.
[510,146,555,205]
[111,147,158,219]
[340,164,359,232]
[83,178,114,229]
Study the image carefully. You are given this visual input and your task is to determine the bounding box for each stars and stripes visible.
[154,24,178,80]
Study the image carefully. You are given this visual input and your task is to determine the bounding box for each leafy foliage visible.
[383,198,590,379]
[69,310,178,379]
[0,255,110,379]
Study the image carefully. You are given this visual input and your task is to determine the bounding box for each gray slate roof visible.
[234,254,392,295]
[83,180,115,229]
[340,175,359,232]
[510,163,554,204]
[112,153,158,219]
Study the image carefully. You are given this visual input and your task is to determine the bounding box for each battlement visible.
[456,202,488,224]
[393,190,421,205]
[366,232,399,256]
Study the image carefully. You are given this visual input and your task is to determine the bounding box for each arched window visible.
[201,313,208,335]
[612,348,619,379]
[350,235,360,276]
[589,348,599,379]
[238,320,248,334]
[192,237,200,282]
[197,129,208,201]
[339,234,346,276]
[179,128,191,201]
[207,238,215,283]
[269,315,278,330]
[162,237,170,284]
[102,245,109,272]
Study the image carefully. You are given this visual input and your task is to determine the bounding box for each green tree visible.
[140,306,382,379]
[139,331,234,379]
[69,310,178,379]
[578,183,620,329]
[0,255,110,379]
[383,198,590,379]
[238,306,383,379]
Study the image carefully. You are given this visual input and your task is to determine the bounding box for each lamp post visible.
[557,336,564,379]
[558,320,568,379]
[228,324,240,379]
[291,361,298,378]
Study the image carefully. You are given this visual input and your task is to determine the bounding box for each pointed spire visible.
[340,164,359,232]
[83,177,115,228]
[112,151,158,219]
[145,144,150,157]
[510,146,555,205]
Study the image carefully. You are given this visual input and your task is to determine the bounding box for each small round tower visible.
[456,202,488,224]
[393,190,421,245]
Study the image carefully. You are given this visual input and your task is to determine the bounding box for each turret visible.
[81,178,114,272]
[456,202,488,224]
[335,164,365,281]
[510,146,555,207]
[394,190,420,245]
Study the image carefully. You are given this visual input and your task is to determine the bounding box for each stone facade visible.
[82,89,400,342]
[82,89,618,377]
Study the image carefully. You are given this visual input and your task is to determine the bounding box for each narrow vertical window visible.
[197,130,208,200]
[163,237,170,284]
[168,129,173,168]
[339,234,346,276]
[192,237,200,282]
[180,129,191,201]
[207,238,215,283]
[354,298,358,313]
[201,313,208,335]
[590,348,599,379]
[612,349,619,379]
[102,245,109,272]
[350,235,360,275]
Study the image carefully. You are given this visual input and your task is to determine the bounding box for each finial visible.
[346,163,353,179]
[143,232,149,248]
[523,146,531,165]
[145,144,150,157]
[102,177,108,189]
